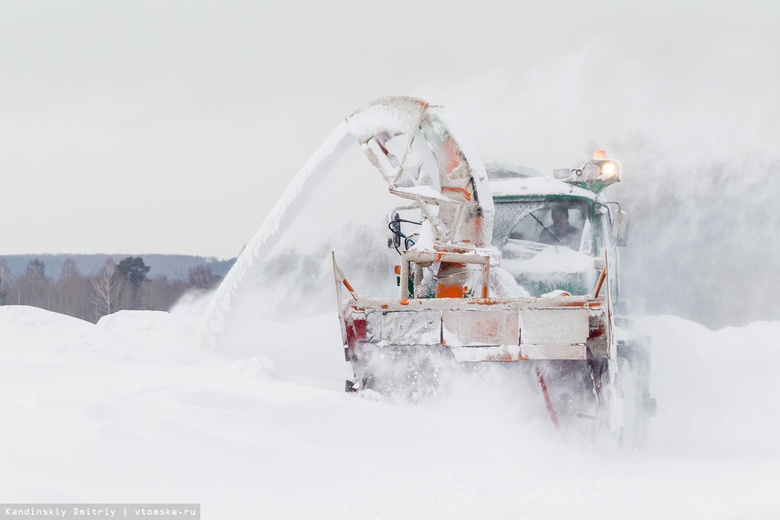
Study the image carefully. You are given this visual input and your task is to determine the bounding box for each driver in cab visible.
[540,206,581,250]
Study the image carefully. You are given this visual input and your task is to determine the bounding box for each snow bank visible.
[0,306,129,362]
[1,305,779,518]
[636,315,780,457]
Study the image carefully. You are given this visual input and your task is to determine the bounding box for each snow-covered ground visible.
[1,304,778,519]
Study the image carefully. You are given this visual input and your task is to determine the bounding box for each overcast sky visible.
[1,0,777,258]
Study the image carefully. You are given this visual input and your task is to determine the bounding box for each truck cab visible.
[488,161,628,304]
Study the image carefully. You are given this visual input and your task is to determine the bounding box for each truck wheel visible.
[595,359,625,448]
[618,355,652,450]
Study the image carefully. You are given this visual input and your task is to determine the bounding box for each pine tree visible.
[116,257,151,309]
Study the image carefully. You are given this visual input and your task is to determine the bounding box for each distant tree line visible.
[0,256,220,323]
[0,254,235,280]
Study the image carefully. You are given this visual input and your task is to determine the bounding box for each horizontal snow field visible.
[1,305,778,519]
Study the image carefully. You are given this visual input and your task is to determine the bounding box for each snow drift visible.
[1,306,779,518]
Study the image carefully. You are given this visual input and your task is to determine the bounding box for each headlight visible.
[559,153,622,193]
[581,159,620,182]
[599,160,619,179]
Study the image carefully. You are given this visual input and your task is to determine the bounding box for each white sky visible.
[1,0,777,258]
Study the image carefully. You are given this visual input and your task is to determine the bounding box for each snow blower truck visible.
[332,97,655,447]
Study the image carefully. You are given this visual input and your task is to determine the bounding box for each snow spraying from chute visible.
[415,42,780,328]
[198,122,406,383]
[201,121,353,351]
[201,97,501,363]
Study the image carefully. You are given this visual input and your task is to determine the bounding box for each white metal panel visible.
[520,343,587,360]
[441,310,519,347]
[520,307,589,344]
[451,345,521,362]
[366,310,442,347]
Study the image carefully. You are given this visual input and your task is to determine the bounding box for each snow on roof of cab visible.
[486,164,544,179]
[489,175,597,200]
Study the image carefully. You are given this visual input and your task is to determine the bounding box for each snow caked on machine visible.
[332,97,655,447]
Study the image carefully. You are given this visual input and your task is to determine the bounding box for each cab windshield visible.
[492,200,592,259]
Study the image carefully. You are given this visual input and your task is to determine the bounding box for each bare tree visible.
[146,276,188,310]
[59,258,78,279]
[55,258,91,320]
[187,264,215,291]
[0,259,9,305]
[91,259,120,320]
[16,258,51,308]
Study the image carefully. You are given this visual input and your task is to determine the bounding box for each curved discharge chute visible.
[346,96,494,248]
